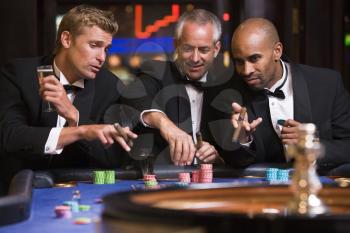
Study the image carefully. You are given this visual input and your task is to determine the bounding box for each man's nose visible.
[96,50,106,64]
[241,62,254,76]
[190,49,200,63]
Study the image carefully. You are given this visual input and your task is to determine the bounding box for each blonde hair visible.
[54,5,118,53]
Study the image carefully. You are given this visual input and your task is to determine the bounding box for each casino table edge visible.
[0,169,32,226]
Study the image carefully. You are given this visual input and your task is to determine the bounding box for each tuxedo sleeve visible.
[121,62,163,112]
[317,72,350,168]
[204,83,257,167]
[0,61,51,156]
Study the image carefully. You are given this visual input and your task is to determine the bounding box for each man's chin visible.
[247,84,264,91]
[186,71,205,81]
[84,71,97,79]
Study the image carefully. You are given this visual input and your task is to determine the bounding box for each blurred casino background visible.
[0,0,349,90]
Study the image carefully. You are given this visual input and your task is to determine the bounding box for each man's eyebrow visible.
[90,40,111,46]
[248,54,262,59]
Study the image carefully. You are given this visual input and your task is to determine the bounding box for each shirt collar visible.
[53,60,84,89]
[268,59,287,92]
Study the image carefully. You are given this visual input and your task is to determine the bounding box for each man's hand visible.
[143,112,196,166]
[39,76,79,126]
[58,125,138,152]
[231,102,262,143]
[196,141,218,163]
[280,119,301,145]
[159,122,196,166]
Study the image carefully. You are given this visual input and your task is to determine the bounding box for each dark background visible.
[0,0,349,90]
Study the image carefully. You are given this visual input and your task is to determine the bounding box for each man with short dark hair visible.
[227,18,350,169]
[0,5,137,188]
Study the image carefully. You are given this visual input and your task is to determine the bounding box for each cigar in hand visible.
[113,123,133,147]
[232,107,247,142]
[196,132,203,149]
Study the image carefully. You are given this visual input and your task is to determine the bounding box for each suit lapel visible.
[200,72,216,130]
[73,79,94,125]
[249,92,268,120]
[290,64,313,122]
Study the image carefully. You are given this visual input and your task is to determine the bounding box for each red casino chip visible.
[143,174,157,181]
[178,172,191,183]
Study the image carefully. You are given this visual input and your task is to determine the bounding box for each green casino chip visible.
[93,171,105,184]
[105,170,115,184]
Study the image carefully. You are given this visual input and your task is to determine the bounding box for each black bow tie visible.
[63,85,82,93]
[185,80,206,91]
[264,64,288,99]
[178,76,206,91]
[264,89,285,99]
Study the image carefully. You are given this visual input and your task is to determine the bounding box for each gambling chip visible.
[277,169,290,183]
[266,168,278,182]
[74,217,92,225]
[191,170,200,183]
[54,205,72,219]
[178,172,191,183]
[266,168,290,183]
[199,164,213,183]
[93,171,105,184]
[105,170,115,184]
[143,174,158,188]
[63,201,79,213]
[79,205,91,211]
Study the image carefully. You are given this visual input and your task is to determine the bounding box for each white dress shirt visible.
[44,61,84,154]
[140,73,207,145]
[241,61,293,150]
[266,61,294,135]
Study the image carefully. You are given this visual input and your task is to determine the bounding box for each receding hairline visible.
[232,18,280,46]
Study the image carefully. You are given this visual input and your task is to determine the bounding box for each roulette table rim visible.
[102,182,350,233]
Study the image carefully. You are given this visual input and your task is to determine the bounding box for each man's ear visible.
[61,31,72,49]
[273,42,283,61]
[214,41,221,58]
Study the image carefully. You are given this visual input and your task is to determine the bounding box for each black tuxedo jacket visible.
[124,60,243,164]
[222,63,350,169]
[0,56,127,182]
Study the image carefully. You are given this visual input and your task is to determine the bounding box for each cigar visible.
[232,107,247,142]
[113,123,133,147]
[196,132,203,149]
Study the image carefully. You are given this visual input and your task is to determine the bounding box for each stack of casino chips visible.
[104,170,115,184]
[266,168,278,182]
[63,201,79,213]
[199,164,213,183]
[55,205,72,219]
[191,170,200,183]
[144,174,158,188]
[266,168,290,183]
[92,170,115,184]
[93,171,105,184]
[277,169,290,183]
[178,172,191,183]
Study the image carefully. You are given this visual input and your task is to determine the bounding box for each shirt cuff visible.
[140,109,167,128]
[44,127,64,154]
[239,136,253,147]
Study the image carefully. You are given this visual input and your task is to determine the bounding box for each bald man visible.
[226,18,350,170]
